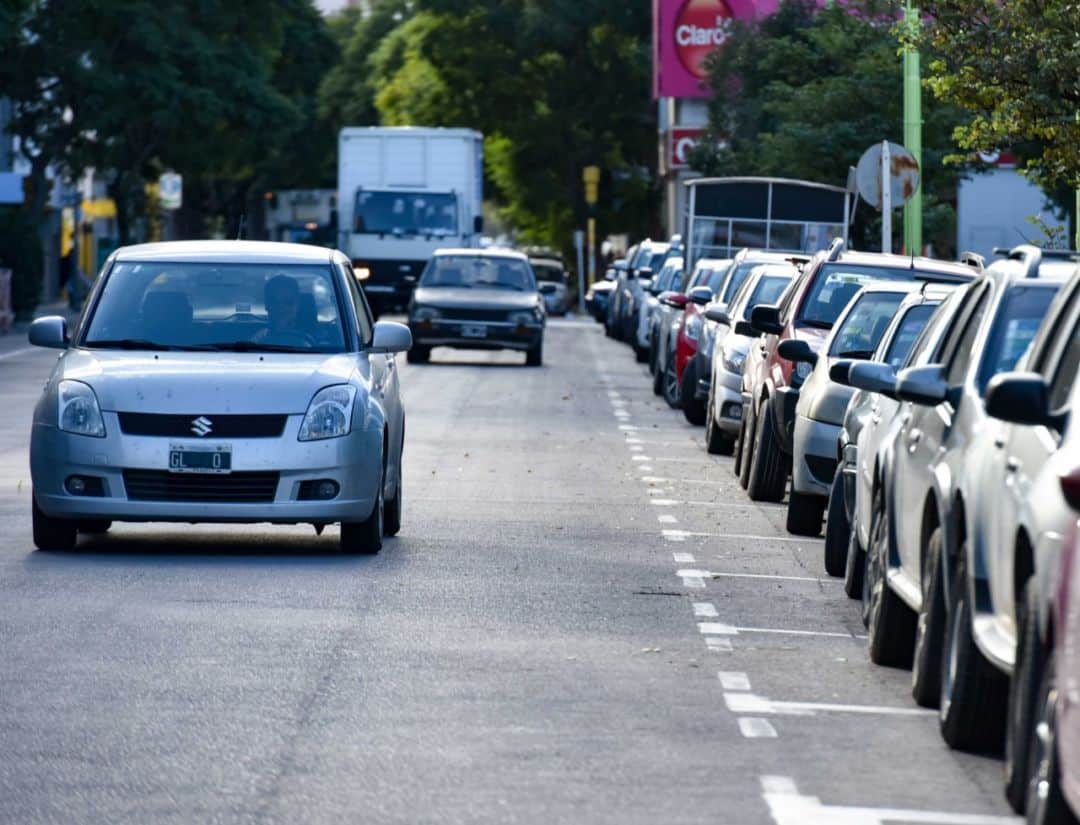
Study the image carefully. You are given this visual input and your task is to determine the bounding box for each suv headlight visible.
[721,349,746,374]
[58,380,105,437]
[299,385,357,441]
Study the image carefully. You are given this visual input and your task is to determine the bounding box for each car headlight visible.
[685,315,703,342]
[57,380,106,437]
[721,349,746,374]
[509,310,539,326]
[795,361,814,382]
[298,385,357,441]
[412,306,441,322]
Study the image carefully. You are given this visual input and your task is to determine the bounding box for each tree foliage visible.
[913,0,1080,192]
[691,0,969,254]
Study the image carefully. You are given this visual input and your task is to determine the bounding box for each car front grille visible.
[438,308,511,323]
[122,470,280,503]
[118,413,288,439]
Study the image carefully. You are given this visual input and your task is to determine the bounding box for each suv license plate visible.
[169,445,232,474]
[461,324,488,338]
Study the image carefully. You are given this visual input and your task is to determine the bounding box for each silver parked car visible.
[28,241,412,555]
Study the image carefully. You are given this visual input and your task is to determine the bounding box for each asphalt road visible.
[0,318,1020,824]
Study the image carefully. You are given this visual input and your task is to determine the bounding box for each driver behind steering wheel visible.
[254,274,308,346]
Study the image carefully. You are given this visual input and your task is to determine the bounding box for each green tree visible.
[692,0,968,255]
[912,1,1080,194]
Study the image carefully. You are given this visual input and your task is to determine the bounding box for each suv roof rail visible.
[826,237,845,262]
[958,251,985,270]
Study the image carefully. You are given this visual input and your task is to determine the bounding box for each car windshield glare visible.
[421,255,536,291]
[828,292,906,358]
[82,262,348,353]
[800,264,952,328]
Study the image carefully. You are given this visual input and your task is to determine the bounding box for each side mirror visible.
[688,286,713,306]
[829,358,855,386]
[848,362,898,397]
[636,266,653,281]
[895,364,949,406]
[538,283,557,294]
[1060,463,1080,511]
[29,316,68,349]
[777,338,817,366]
[749,304,784,336]
[660,291,688,309]
[473,215,483,234]
[369,320,412,354]
[985,372,1055,427]
[733,320,756,337]
[705,303,730,325]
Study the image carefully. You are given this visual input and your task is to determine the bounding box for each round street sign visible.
[855,142,919,210]
[159,172,182,211]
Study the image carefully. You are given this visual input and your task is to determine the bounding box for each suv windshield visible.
[976,285,1058,392]
[354,191,458,236]
[421,255,536,291]
[800,264,960,328]
[83,262,348,353]
[828,291,907,358]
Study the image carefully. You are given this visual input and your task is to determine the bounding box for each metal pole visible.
[881,141,892,253]
[903,2,923,255]
[574,231,586,313]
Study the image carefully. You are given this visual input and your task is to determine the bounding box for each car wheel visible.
[32,495,77,551]
[648,332,659,375]
[787,490,825,536]
[844,529,865,601]
[406,345,431,365]
[824,469,849,576]
[340,472,384,555]
[634,343,649,364]
[652,355,665,396]
[681,365,706,425]
[383,457,403,538]
[1026,651,1077,825]
[1005,577,1046,811]
[705,390,734,455]
[662,352,682,409]
[865,489,916,667]
[939,547,1008,751]
[738,407,756,489]
[746,400,787,502]
[79,519,112,535]
[525,339,543,367]
[912,527,947,708]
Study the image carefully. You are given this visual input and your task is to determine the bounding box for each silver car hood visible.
[57,349,362,415]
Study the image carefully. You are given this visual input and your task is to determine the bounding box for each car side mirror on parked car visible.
[1060,463,1080,511]
[635,267,653,281]
[733,320,756,337]
[369,321,413,354]
[847,362,898,398]
[688,286,713,306]
[895,364,949,406]
[704,304,730,325]
[829,359,855,385]
[660,291,688,309]
[749,304,784,336]
[28,316,68,349]
[777,339,817,366]
[985,371,1057,428]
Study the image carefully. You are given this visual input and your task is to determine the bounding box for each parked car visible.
[639,255,685,366]
[862,247,1070,747]
[650,257,727,380]
[738,242,975,502]
[785,282,957,536]
[587,264,619,322]
[632,242,679,359]
[605,245,637,338]
[407,248,546,366]
[703,264,796,455]
[610,241,667,344]
[28,240,412,556]
[529,253,570,315]
[822,287,948,580]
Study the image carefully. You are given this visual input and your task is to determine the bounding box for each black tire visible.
[652,359,664,396]
[939,548,1008,751]
[340,474,384,555]
[662,352,682,409]
[705,390,735,455]
[786,490,825,536]
[648,333,658,375]
[634,344,649,364]
[865,489,917,668]
[32,495,77,551]
[525,339,543,367]
[1026,651,1078,825]
[681,364,707,425]
[1005,577,1045,812]
[605,321,615,339]
[79,519,112,534]
[383,459,402,538]
[844,530,865,601]
[738,407,756,490]
[406,345,431,365]
[746,400,787,502]
[912,528,948,708]
[824,469,849,576]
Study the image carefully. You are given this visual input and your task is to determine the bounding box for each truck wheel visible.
[746,400,786,502]
[32,495,77,551]
[786,490,825,536]
[823,469,849,576]
[407,346,431,364]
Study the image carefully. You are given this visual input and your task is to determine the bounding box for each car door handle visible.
[907,429,922,448]
[1006,457,1021,472]
[994,437,1005,448]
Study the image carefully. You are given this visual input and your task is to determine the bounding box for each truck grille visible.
[123,470,280,503]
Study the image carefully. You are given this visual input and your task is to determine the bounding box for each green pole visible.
[903,2,923,255]
[1076,113,1079,250]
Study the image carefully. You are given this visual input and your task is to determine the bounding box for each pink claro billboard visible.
[653,0,787,98]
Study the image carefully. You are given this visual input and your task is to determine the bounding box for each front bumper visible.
[792,414,841,497]
[711,366,744,436]
[410,320,543,351]
[31,415,383,524]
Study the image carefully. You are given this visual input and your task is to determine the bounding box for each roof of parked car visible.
[435,247,528,260]
[113,240,338,264]
[831,250,976,278]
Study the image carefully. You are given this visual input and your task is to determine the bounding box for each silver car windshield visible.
[83,262,348,353]
[421,255,537,291]
[828,291,907,359]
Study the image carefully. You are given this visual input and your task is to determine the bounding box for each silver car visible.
[28,241,411,555]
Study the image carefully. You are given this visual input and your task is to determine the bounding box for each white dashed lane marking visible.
[705,637,733,652]
[725,693,934,718]
[693,602,718,618]
[671,552,695,564]
[657,513,677,523]
[738,718,778,738]
[696,620,865,640]
[664,529,822,543]
[718,671,752,691]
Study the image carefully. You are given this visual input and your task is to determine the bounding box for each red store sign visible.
[670,128,706,169]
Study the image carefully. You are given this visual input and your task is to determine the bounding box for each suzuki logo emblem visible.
[191,416,213,437]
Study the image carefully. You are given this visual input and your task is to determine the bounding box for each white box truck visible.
[338,127,484,314]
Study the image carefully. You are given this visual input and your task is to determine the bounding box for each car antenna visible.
[237,214,246,240]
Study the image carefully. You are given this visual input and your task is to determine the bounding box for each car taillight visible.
[1061,464,1080,511]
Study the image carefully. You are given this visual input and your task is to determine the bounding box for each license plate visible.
[169,444,232,474]
[461,324,488,338]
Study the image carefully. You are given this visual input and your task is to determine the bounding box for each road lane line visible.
[698,622,739,635]
[631,455,652,462]
[681,574,706,588]
[718,671,752,691]
[657,513,677,523]
[738,718,778,738]
[664,529,822,543]
[707,571,840,584]
[693,602,718,618]
[672,551,695,563]
[629,445,644,452]
[724,693,931,717]
[705,637,733,651]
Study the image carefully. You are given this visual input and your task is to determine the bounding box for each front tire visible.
[746,400,787,502]
[824,469,849,576]
[634,343,649,363]
[406,345,431,364]
[912,528,947,708]
[681,363,706,425]
[1026,651,1077,825]
[787,489,825,536]
[525,339,543,367]
[340,475,384,555]
[32,495,77,551]
[1005,577,1045,811]
[662,352,681,409]
[865,490,916,667]
[705,390,735,455]
[79,519,112,535]
[383,459,403,538]
[738,407,756,489]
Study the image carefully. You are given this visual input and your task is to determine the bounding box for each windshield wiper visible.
[84,338,183,351]
[201,341,322,353]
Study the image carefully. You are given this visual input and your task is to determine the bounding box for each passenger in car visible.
[253,274,303,344]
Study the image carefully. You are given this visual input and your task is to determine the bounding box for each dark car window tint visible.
[721,262,760,304]
[944,292,990,386]
[342,263,373,346]
[883,304,936,369]
[1049,320,1080,412]
[976,285,1057,393]
[828,292,906,358]
[745,275,794,318]
[421,255,536,291]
